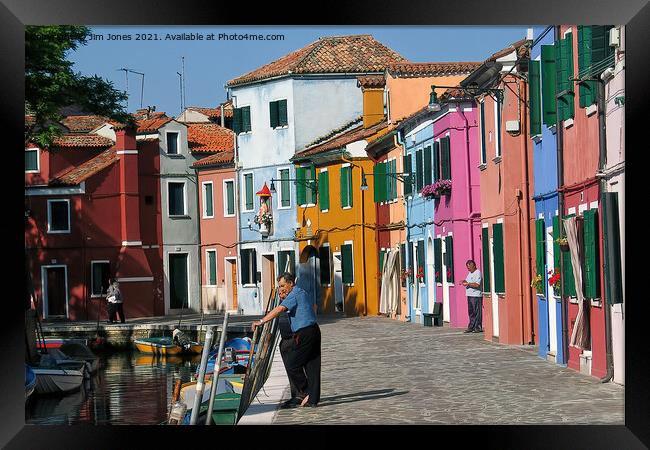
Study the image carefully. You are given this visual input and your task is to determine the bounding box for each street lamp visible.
[427,86,441,112]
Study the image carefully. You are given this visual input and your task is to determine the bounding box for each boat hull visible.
[134,338,203,355]
[32,368,84,395]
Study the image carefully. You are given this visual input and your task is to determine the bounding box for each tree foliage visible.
[25,26,133,147]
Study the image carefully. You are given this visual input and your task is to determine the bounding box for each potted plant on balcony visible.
[416,266,425,282]
[531,273,544,295]
[432,179,452,197]
[401,268,412,282]
[548,268,561,296]
[420,183,438,199]
[555,236,569,252]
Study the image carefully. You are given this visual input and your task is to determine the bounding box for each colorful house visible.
[225,34,407,315]
[188,123,237,313]
[475,39,539,345]
[25,118,164,321]
[528,26,566,365]
[556,25,618,379]
[364,62,481,322]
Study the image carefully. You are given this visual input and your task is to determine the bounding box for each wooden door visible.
[169,254,189,309]
[46,267,67,317]
[231,261,238,310]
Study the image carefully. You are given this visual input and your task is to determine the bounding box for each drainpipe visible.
[555,25,569,364]
[230,91,241,314]
[597,70,614,383]
[396,129,410,321]
[458,104,476,259]
[519,77,535,345]
[194,166,203,314]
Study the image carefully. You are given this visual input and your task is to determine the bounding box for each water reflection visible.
[26,352,200,425]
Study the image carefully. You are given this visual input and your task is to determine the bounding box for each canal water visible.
[25,352,203,425]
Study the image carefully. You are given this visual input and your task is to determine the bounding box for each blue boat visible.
[193,338,253,380]
[25,365,36,401]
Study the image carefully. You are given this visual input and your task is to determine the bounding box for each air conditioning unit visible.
[505,120,520,133]
[609,27,620,48]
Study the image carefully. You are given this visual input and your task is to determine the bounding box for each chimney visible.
[357,76,386,128]
[114,125,142,246]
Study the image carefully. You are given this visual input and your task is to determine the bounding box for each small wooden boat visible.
[41,349,92,380]
[37,338,88,350]
[58,342,100,373]
[134,337,203,355]
[25,365,36,401]
[31,365,84,395]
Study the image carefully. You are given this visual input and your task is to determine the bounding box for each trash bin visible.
[423,313,434,327]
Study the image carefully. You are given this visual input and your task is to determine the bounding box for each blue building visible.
[529,26,565,365]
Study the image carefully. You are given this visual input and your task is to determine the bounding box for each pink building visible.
[190,123,237,313]
[431,90,482,328]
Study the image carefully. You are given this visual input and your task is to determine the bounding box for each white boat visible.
[179,378,234,413]
[32,367,84,395]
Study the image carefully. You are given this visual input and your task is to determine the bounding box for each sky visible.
[68,26,534,117]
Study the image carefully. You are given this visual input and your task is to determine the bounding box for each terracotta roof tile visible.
[136,117,173,133]
[51,134,115,148]
[387,62,482,77]
[303,116,363,150]
[357,75,386,89]
[186,123,235,153]
[227,35,407,87]
[60,115,110,133]
[187,102,234,119]
[192,151,235,168]
[51,148,119,185]
[294,119,390,159]
[487,38,529,62]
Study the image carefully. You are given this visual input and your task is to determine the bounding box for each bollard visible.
[189,326,214,425]
[205,312,230,425]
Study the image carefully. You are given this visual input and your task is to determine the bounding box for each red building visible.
[25,116,164,321]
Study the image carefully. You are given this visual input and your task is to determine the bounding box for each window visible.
[206,250,217,286]
[402,154,412,196]
[168,182,186,216]
[423,146,432,186]
[408,242,415,283]
[166,132,179,155]
[434,238,442,283]
[541,45,557,126]
[278,250,295,275]
[223,180,235,216]
[374,161,387,203]
[479,102,487,165]
[440,136,451,180]
[562,214,577,297]
[318,169,329,211]
[433,141,441,181]
[25,148,39,172]
[481,227,491,293]
[243,173,254,211]
[555,32,575,123]
[494,99,502,158]
[233,106,251,134]
[91,261,110,297]
[269,99,288,128]
[415,148,423,191]
[529,60,542,137]
[445,235,454,283]
[535,218,546,279]
[240,248,257,285]
[319,245,331,285]
[493,223,505,293]
[279,168,291,208]
[386,159,397,201]
[583,209,600,299]
[340,165,353,208]
[202,182,214,218]
[47,199,70,233]
[417,240,425,284]
[400,243,406,287]
[341,243,354,284]
[296,165,316,207]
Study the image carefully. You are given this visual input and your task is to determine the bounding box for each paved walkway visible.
[260,316,623,425]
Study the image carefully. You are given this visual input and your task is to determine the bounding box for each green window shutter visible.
[341,244,353,284]
[296,167,306,206]
[536,218,546,278]
[552,215,561,270]
[340,166,349,208]
[482,227,491,292]
[233,108,242,134]
[408,242,414,282]
[402,156,412,196]
[318,170,329,211]
[564,33,575,120]
[242,106,251,132]
[529,60,542,137]
[423,146,432,186]
[280,169,290,207]
[493,223,505,293]
[417,240,425,282]
[379,250,385,274]
[319,246,331,285]
[205,183,213,217]
[385,161,392,202]
[541,45,557,126]
[578,26,597,108]
[240,249,250,285]
[400,243,406,273]
[308,165,317,205]
[245,174,253,210]
[391,160,397,200]
[269,101,279,128]
[434,238,442,283]
[433,141,441,182]
[415,149,423,191]
[602,192,623,305]
[591,26,615,76]
[278,99,288,126]
[554,40,565,125]
[208,251,217,285]
[226,181,235,215]
[476,102,480,163]
[445,236,454,282]
[374,162,386,203]
[441,137,451,180]
[583,209,600,299]
[562,214,576,297]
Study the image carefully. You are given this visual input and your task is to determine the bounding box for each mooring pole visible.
[205,312,230,425]
[189,326,214,425]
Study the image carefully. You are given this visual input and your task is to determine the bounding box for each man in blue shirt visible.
[252,272,321,407]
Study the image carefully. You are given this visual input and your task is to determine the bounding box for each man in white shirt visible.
[461,260,483,333]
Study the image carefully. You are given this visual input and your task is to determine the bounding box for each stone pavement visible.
[269,316,624,425]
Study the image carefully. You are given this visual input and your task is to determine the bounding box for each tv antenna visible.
[117,68,146,109]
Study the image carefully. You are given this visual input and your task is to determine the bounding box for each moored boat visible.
[36,338,88,350]
[31,365,84,395]
[58,342,100,373]
[133,337,203,355]
[25,365,36,401]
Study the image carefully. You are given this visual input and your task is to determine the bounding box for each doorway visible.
[546,225,557,356]
[299,246,320,312]
[427,238,435,313]
[225,258,238,312]
[441,239,451,322]
[489,237,499,337]
[169,253,189,310]
[42,265,68,318]
[332,252,344,313]
[262,254,275,311]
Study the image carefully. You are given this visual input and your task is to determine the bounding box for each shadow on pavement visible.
[317,388,409,407]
